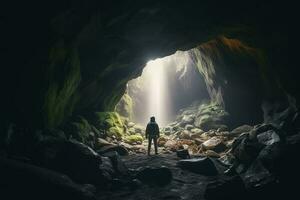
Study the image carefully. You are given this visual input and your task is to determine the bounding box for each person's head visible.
[150,116,155,122]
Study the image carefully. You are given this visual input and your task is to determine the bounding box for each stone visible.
[95,138,111,149]
[179,130,191,139]
[136,166,173,186]
[202,137,226,153]
[177,157,218,176]
[176,149,190,159]
[181,115,194,125]
[230,125,253,136]
[0,157,97,200]
[203,150,220,158]
[164,140,178,151]
[127,122,135,127]
[232,134,264,166]
[205,175,246,200]
[257,130,280,146]
[124,134,143,145]
[191,128,203,134]
[158,136,167,147]
[97,144,129,156]
[185,124,194,131]
[101,151,128,175]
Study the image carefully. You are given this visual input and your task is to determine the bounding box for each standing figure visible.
[146,116,160,155]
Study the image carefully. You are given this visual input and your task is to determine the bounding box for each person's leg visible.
[148,137,152,155]
[154,137,158,154]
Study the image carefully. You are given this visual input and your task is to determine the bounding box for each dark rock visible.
[241,160,278,195]
[0,157,96,200]
[177,157,218,176]
[230,125,253,136]
[232,134,264,167]
[205,175,246,200]
[257,130,280,145]
[97,144,129,156]
[202,136,227,153]
[136,166,173,186]
[176,149,190,159]
[101,151,128,175]
[36,139,112,185]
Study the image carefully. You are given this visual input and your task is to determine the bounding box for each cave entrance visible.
[116,50,211,128]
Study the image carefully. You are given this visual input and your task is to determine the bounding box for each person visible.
[145,116,160,155]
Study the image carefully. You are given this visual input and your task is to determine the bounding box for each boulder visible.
[202,137,226,153]
[230,125,253,136]
[257,130,280,146]
[177,157,218,176]
[95,138,111,149]
[127,122,135,127]
[158,136,167,147]
[164,140,178,151]
[101,151,128,175]
[0,157,96,200]
[179,130,191,139]
[176,149,190,159]
[203,150,220,158]
[136,166,172,186]
[97,144,129,156]
[185,124,194,131]
[124,134,143,145]
[181,115,194,126]
[191,128,204,134]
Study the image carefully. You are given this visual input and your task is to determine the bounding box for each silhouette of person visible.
[146,116,160,155]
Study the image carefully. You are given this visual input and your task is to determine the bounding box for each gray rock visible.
[202,137,226,153]
[185,124,194,131]
[257,130,280,145]
[230,125,253,136]
[177,157,218,176]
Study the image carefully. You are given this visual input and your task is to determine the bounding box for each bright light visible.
[142,58,170,126]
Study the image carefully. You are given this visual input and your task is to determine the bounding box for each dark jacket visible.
[146,122,159,138]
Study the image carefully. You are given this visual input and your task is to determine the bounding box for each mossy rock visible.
[124,134,143,145]
[69,116,92,143]
[93,112,125,139]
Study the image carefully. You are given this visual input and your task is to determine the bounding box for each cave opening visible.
[116,50,209,128]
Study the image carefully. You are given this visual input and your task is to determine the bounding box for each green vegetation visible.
[124,134,143,144]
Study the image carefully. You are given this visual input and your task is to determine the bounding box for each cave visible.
[0,1,297,200]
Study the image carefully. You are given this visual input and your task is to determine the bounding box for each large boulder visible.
[177,157,218,176]
[97,144,129,156]
[36,139,113,185]
[0,157,96,200]
[257,130,280,146]
[230,125,253,136]
[201,137,227,153]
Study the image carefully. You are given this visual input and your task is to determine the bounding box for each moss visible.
[115,92,133,119]
[93,112,125,138]
[70,116,91,142]
[124,134,143,144]
[43,41,81,128]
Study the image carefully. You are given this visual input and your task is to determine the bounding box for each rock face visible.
[177,157,218,176]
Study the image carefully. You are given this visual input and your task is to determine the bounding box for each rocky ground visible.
[1,101,299,200]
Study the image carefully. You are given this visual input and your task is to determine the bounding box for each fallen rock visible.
[202,137,227,153]
[136,166,172,186]
[177,157,218,176]
[230,125,253,136]
[95,138,111,149]
[257,130,280,146]
[185,124,194,131]
[203,150,220,158]
[181,115,194,126]
[101,151,128,175]
[0,157,96,200]
[179,130,191,139]
[158,136,167,147]
[176,149,190,159]
[164,140,178,151]
[97,144,129,156]
[127,122,135,127]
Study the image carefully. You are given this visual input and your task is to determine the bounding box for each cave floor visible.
[97,149,225,200]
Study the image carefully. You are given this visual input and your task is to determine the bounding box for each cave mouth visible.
[116,50,210,128]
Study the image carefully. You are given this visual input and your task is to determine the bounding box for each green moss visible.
[115,93,133,119]
[93,112,125,139]
[124,134,143,144]
[70,116,91,142]
[43,41,81,128]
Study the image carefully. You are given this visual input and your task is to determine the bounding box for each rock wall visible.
[0,1,294,136]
